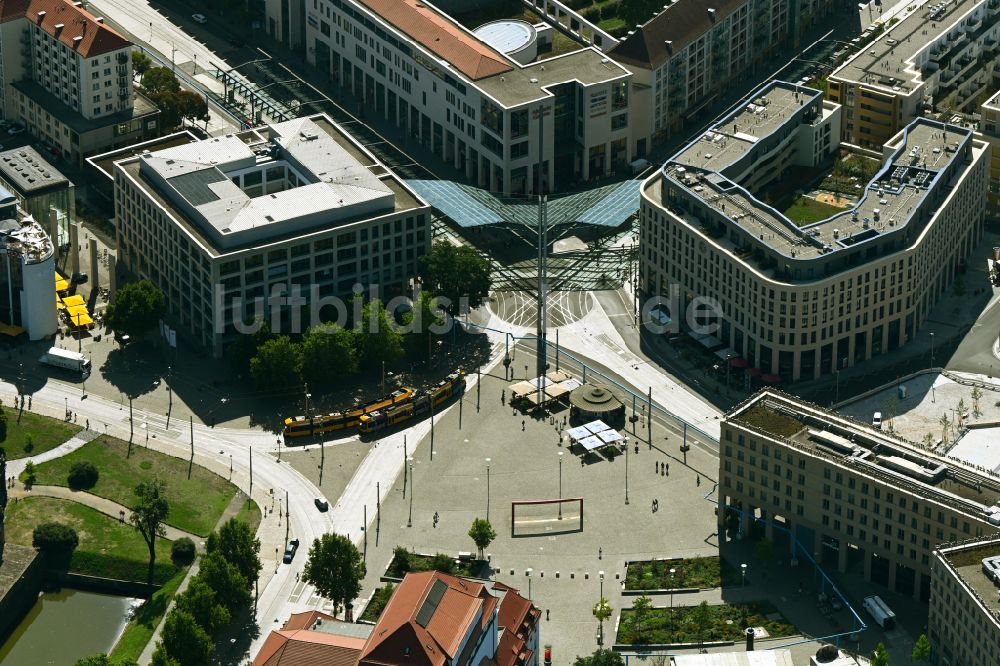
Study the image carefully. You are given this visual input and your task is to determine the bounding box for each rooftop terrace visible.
[658,80,974,263]
[729,391,1000,517]
[832,0,996,94]
[940,539,1000,619]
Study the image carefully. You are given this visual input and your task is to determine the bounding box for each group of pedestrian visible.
[656,461,670,476]
[651,498,660,513]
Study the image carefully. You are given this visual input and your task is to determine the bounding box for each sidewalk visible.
[9,485,201,542]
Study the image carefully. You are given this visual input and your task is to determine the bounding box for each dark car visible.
[71,272,88,285]
[314,498,329,512]
[114,331,132,346]
[282,538,300,563]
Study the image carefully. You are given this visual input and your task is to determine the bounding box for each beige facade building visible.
[0,0,158,166]
[112,113,431,356]
[827,0,1000,149]
[978,90,1000,219]
[720,390,1000,602]
[929,537,1000,666]
[638,80,988,382]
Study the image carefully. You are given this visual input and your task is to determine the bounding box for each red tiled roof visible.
[493,583,539,666]
[354,0,513,81]
[0,0,30,23]
[23,0,131,58]
[282,610,339,631]
[359,571,494,666]
[254,628,366,666]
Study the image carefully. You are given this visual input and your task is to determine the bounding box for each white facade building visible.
[0,214,56,340]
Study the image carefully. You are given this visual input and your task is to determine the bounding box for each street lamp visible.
[669,568,676,608]
[557,452,564,519]
[624,436,629,505]
[930,331,936,367]
[598,571,605,645]
[741,563,748,587]
[142,421,148,447]
[407,457,414,527]
[485,458,491,523]
[526,568,533,598]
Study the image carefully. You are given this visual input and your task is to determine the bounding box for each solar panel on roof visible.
[416,578,448,628]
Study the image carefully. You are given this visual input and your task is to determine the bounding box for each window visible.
[511,109,529,139]
[611,113,628,131]
[511,141,529,159]
[481,98,503,136]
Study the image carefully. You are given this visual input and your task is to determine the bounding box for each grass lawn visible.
[597,17,627,33]
[360,583,396,623]
[618,601,797,645]
[0,409,81,460]
[386,550,490,579]
[24,435,239,536]
[4,496,178,584]
[625,556,742,590]
[782,196,845,224]
[233,497,263,533]
[548,30,583,56]
[110,567,187,663]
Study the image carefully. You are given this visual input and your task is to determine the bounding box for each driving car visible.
[314,498,329,512]
[282,538,300,563]
[192,13,207,23]
[71,272,88,285]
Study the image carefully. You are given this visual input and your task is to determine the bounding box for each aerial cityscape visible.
[0,0,999,665]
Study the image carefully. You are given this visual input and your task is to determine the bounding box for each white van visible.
[863,595,896,629]
[872,412,882,429]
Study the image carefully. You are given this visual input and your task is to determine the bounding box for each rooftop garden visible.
[782,195,847,224]
[734,404,806,438]
[618,600,797,645]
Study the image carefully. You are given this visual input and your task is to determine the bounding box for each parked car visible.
[872,412,882,429]
[71,272,88,285]
[114,331,131,346]
[191,13,207,23]
[282,538,300,563]
[314,498,329,512]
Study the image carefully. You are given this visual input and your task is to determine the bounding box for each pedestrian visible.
[655,461,659,473]
[522,419,525,431]
[661,467,665,476]
[546,609,550,621]
[296,572,300,582]
[501,390,506,405]
[599,547,602,559]
[666,462,670,475]
[696,475,701,486]
[634,443,639,455]
[86,419,89,430]
[27,396,31,410]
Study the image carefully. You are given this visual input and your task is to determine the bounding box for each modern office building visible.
[638,80,988,382]
[978,90,1000,220]
[827,0,1000,149]
[282,0,635,194]
[720,390,1000,602]
[0,146,73,245]
[0,214,56,340]
[112,113,431,357]
[929,537,1000,666]
[0,0,159,165]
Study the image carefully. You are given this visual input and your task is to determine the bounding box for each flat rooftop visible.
[118,113,424,257]
[729,391,1000,515]
[660,80,974,261]
[831,0,991,93]
[0,146,70,194]
[87,130,202,181]
[940,539,1000,617]
[477,47,631,108]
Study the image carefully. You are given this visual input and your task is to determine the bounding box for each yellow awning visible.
[62,294,85,307]
[67,313,93,327]
[66,305,89,317]
[56,298,66,310]
[55,279,70,292]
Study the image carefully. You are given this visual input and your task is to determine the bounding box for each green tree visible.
[689,600,711,645]
[130,479,170,586]
[105,279,166,337]
[226,317,271,375]
[921,432,934,449]
[356,299,404,368]
[174,90,208,124]
[301,533,366,616]
[32,522,79,565]
[22,460,35,487]
[75,655,140,666]
[753,538,775,567]
[404,289,447,360]
[67,460,99,489]
[871,642,889,666]
[131,51,152,77]
[158,609,212,666]
[302,323,358,386]
[391,545,412,575]
[940,413,951,445]
[149,647,180,666]
[971,386,983,416]
[418,242,491,315]
[0,403,7,440]
[573,649,625,666]
[912,633,931,663]
[467,518,496,559]
[171,537,196,566]
[249,335,303,391]
[174,577,231,634]
[630,595,653,645]
[592,597,612,645]
[205,518,261,586]
[141,67,180,94]
[198,550,251,614]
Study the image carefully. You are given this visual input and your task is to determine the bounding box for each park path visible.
[9,484,201,542]
[5,428,101,480]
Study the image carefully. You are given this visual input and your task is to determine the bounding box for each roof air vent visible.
[708,7,716,20]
